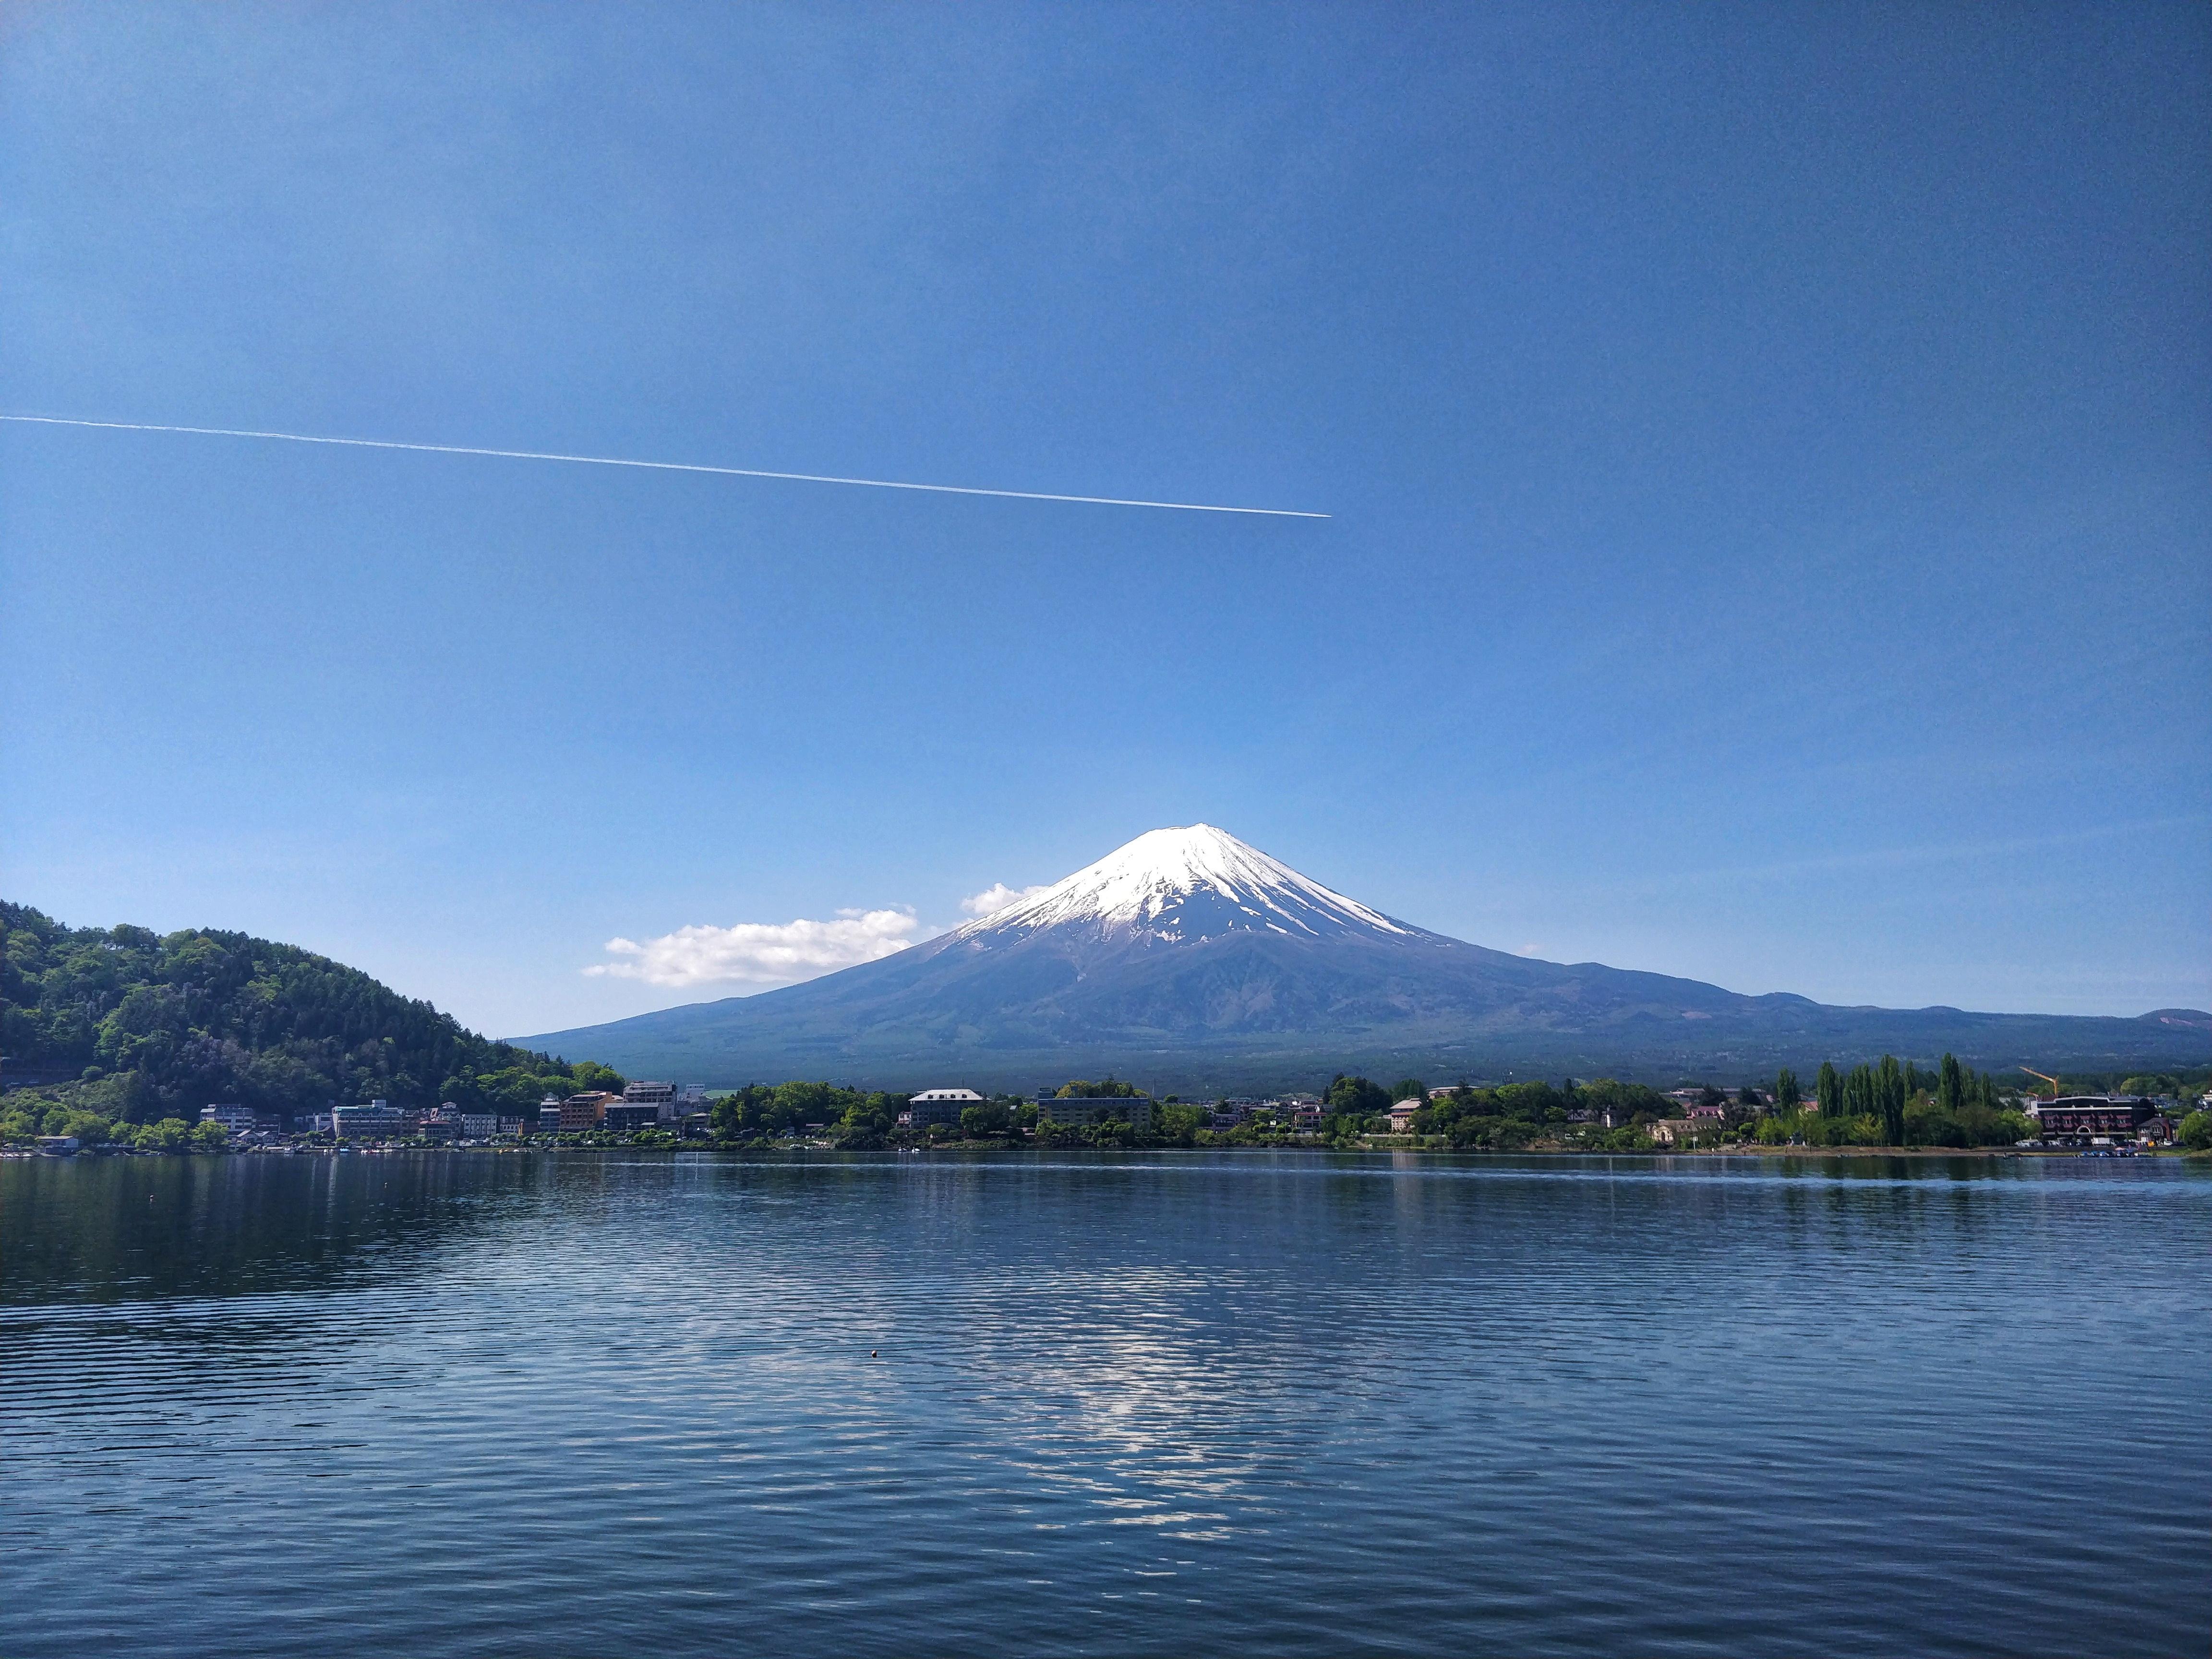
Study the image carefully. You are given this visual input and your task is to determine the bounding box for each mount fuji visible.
[520,825,2209,1091]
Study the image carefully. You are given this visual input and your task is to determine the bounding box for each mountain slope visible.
[520,826,2212,1090]
[0,902,619,1120]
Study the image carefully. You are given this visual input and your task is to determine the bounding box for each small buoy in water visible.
[870,1350,878,1358]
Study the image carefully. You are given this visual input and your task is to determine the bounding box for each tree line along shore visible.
[10,1065,2210,1157]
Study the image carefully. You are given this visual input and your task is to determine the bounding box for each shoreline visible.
[8,1140,2197,1162]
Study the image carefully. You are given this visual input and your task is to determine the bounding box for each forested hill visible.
[0,902,618,1122]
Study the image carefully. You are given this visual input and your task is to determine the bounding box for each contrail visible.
[0,412,1329,518]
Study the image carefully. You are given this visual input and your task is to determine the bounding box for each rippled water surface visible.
[3,1151,2206,1656]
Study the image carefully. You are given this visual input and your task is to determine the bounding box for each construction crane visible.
[2018,1066,2063,1099]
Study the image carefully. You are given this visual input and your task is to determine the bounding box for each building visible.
[2034,1096,2158,1143]
[1042,1094,1153,1130]
[908,1087,986,1128]
[199,1103,259,1134]
[537,1100,565,1134]
[1387,1100,1421,1133]
[1209,1097,1310,1128]
[560,1093,616,1131]
[461,1113,501,1139]
[1647,1118,1698,1146]
[603,1102,662,1133]
[622,1081,679,1123]
[332,1101,406,1139]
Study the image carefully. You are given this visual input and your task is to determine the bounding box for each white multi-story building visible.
[199,1103,259,1134]
[623,1080,680,1122]
[332,1101,405,1138]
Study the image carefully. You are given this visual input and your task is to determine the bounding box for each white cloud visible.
[585,907,927,989]
[961,881,1052,917]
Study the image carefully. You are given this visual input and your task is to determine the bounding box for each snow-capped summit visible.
[522,818,2212,1093]
[954,824,1420,944]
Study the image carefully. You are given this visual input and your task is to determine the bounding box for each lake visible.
[2,1150,2205,1656]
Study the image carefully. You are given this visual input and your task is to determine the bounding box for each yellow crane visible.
[2018,1066,2062,1099]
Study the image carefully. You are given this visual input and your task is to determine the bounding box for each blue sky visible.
[3,2,2206,1038]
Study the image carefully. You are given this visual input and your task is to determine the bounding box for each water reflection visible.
[0,1151,558,1303]
[1,1151,2205,1659]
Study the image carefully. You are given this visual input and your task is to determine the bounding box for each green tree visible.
[1056,1075,1140,1098]
[1577,1079,1669,1125]
[1815,1060,1842,1119]
[708,1091,748,1138]
[1841,1062,1871,1120]
[2179,1110,2212,1152]
[1775,1068,1802,1111]
[1938,1052,1965,1117]
[1156,1103,1203,1146]
[1324,1074,1391,1118]
[959,1101,1012,1138]
[2120,1074,2180,1097]
[570,1061,626,1094]
[134,1117,193,1152]
[1389,1078,1429,1105]
[1876,1055,1907,1145]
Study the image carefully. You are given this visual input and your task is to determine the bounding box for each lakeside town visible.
[9,1065,2211,1159]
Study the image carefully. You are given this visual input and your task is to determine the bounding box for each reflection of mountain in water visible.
[3,1152,2200,1655]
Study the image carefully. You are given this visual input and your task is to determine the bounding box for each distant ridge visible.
[520,826,2211,1092]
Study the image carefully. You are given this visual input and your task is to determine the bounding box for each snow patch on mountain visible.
[952,824,1417,944]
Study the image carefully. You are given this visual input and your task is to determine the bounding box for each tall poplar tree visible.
[1844,1063,1875,1120]
[1877,1054,1907,1144]
[1816,1060,1841,1117]
[1775,1068,1802,1111]
[1938,1053,1965,1116]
